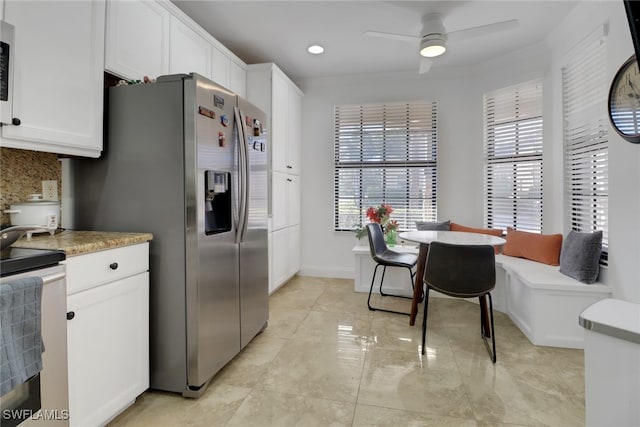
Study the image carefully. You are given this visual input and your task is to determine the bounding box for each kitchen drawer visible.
[64,243,149,294]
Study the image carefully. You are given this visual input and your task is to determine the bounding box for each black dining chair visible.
[422,241,497,363]
[365,222,418,316]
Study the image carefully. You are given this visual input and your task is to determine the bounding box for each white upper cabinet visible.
[270,70,289,174]
[169,16,211,78]
[248,65,302,175]
[0,0,246,157]
[1,0,105,157]
[105,0,170,80]
[287,82,302,175]
[229,60,247,98]
[210,44,231,88]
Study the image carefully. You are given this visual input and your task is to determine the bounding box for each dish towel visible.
[0,276,45,397]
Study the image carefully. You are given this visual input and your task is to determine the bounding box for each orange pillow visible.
[450,222,504,236]
[502,227,563,266]
[450,223,504,253]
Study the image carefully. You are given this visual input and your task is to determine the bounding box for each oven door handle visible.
[42,271,65,285]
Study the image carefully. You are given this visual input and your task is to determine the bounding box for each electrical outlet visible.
[46,214,58,229]
[42,180,58,201]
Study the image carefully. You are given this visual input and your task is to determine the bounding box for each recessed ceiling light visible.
[307,45,324,55]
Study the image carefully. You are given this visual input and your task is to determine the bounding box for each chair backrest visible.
[424,241,496,298]
[365,222,387,260]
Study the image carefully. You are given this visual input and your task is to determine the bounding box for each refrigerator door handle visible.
[240,110,251,241]
[238,109,251,242]
[234,107,247,243]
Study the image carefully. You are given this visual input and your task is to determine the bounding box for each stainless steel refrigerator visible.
[72,73,269,397]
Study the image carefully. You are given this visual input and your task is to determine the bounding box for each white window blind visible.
[562,28,608,261]
[483,79,543,233]
[334,101,437,231]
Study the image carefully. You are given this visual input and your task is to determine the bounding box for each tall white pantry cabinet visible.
[246,64,303,293]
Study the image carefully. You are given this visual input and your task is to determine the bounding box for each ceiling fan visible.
[364,14,519,74]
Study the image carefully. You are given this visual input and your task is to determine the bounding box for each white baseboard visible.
[298,265,354,279]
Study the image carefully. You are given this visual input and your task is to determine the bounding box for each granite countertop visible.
[10,229,153,256]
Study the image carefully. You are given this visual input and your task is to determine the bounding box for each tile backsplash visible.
[0,147,62,226]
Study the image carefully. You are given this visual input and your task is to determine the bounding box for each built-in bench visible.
[495,254,612,349]
[353,245,613,349]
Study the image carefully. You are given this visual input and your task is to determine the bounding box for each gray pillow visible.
[415,220,451,231]
[559,230,602,284]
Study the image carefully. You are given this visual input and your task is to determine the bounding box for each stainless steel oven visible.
[1,248,69,426]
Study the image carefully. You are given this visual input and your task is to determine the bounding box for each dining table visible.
[398,230,506,327]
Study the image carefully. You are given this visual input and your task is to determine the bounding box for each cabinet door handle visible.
[286,178,292,182]
[286,165,292,169]
[109,262,119,270]
[12,118,21,126]
[67,311,75,320]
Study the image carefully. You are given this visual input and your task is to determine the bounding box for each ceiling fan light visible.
[420,37,446,58]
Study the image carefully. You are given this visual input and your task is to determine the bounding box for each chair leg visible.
[421,287,430,355]
[367,263,410,316]
[480,292,497,364]
[379,266,413,300]
[367,264,381,311]
[379,266,388,295]
[408,266,416,291]
[479,296,491,338]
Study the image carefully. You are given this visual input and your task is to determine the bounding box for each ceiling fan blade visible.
[419,57,433,74]
[363,30,419,43]
[446,19,519,42]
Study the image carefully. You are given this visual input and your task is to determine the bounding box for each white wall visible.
[296,47,547,279]
[545,0,639,302]
[296,0,640,303]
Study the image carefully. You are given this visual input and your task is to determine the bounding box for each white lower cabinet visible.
[270,225,301,293]
[287,225,300,277]
[64,243,149,426]
[271,172,288,231]
[287,175,300,228]
[271,228,288,293]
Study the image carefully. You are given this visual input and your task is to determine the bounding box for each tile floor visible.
[109,276,585,426]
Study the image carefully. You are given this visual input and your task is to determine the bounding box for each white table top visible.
[398,230,506,246]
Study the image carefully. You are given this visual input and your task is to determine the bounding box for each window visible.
[334,101,437,231]
[483,79,544,233]
[562,27,608,262]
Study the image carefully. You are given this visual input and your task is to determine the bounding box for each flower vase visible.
[385,229,397,247]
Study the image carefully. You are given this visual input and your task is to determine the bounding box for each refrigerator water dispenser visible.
[204,171,231,235]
